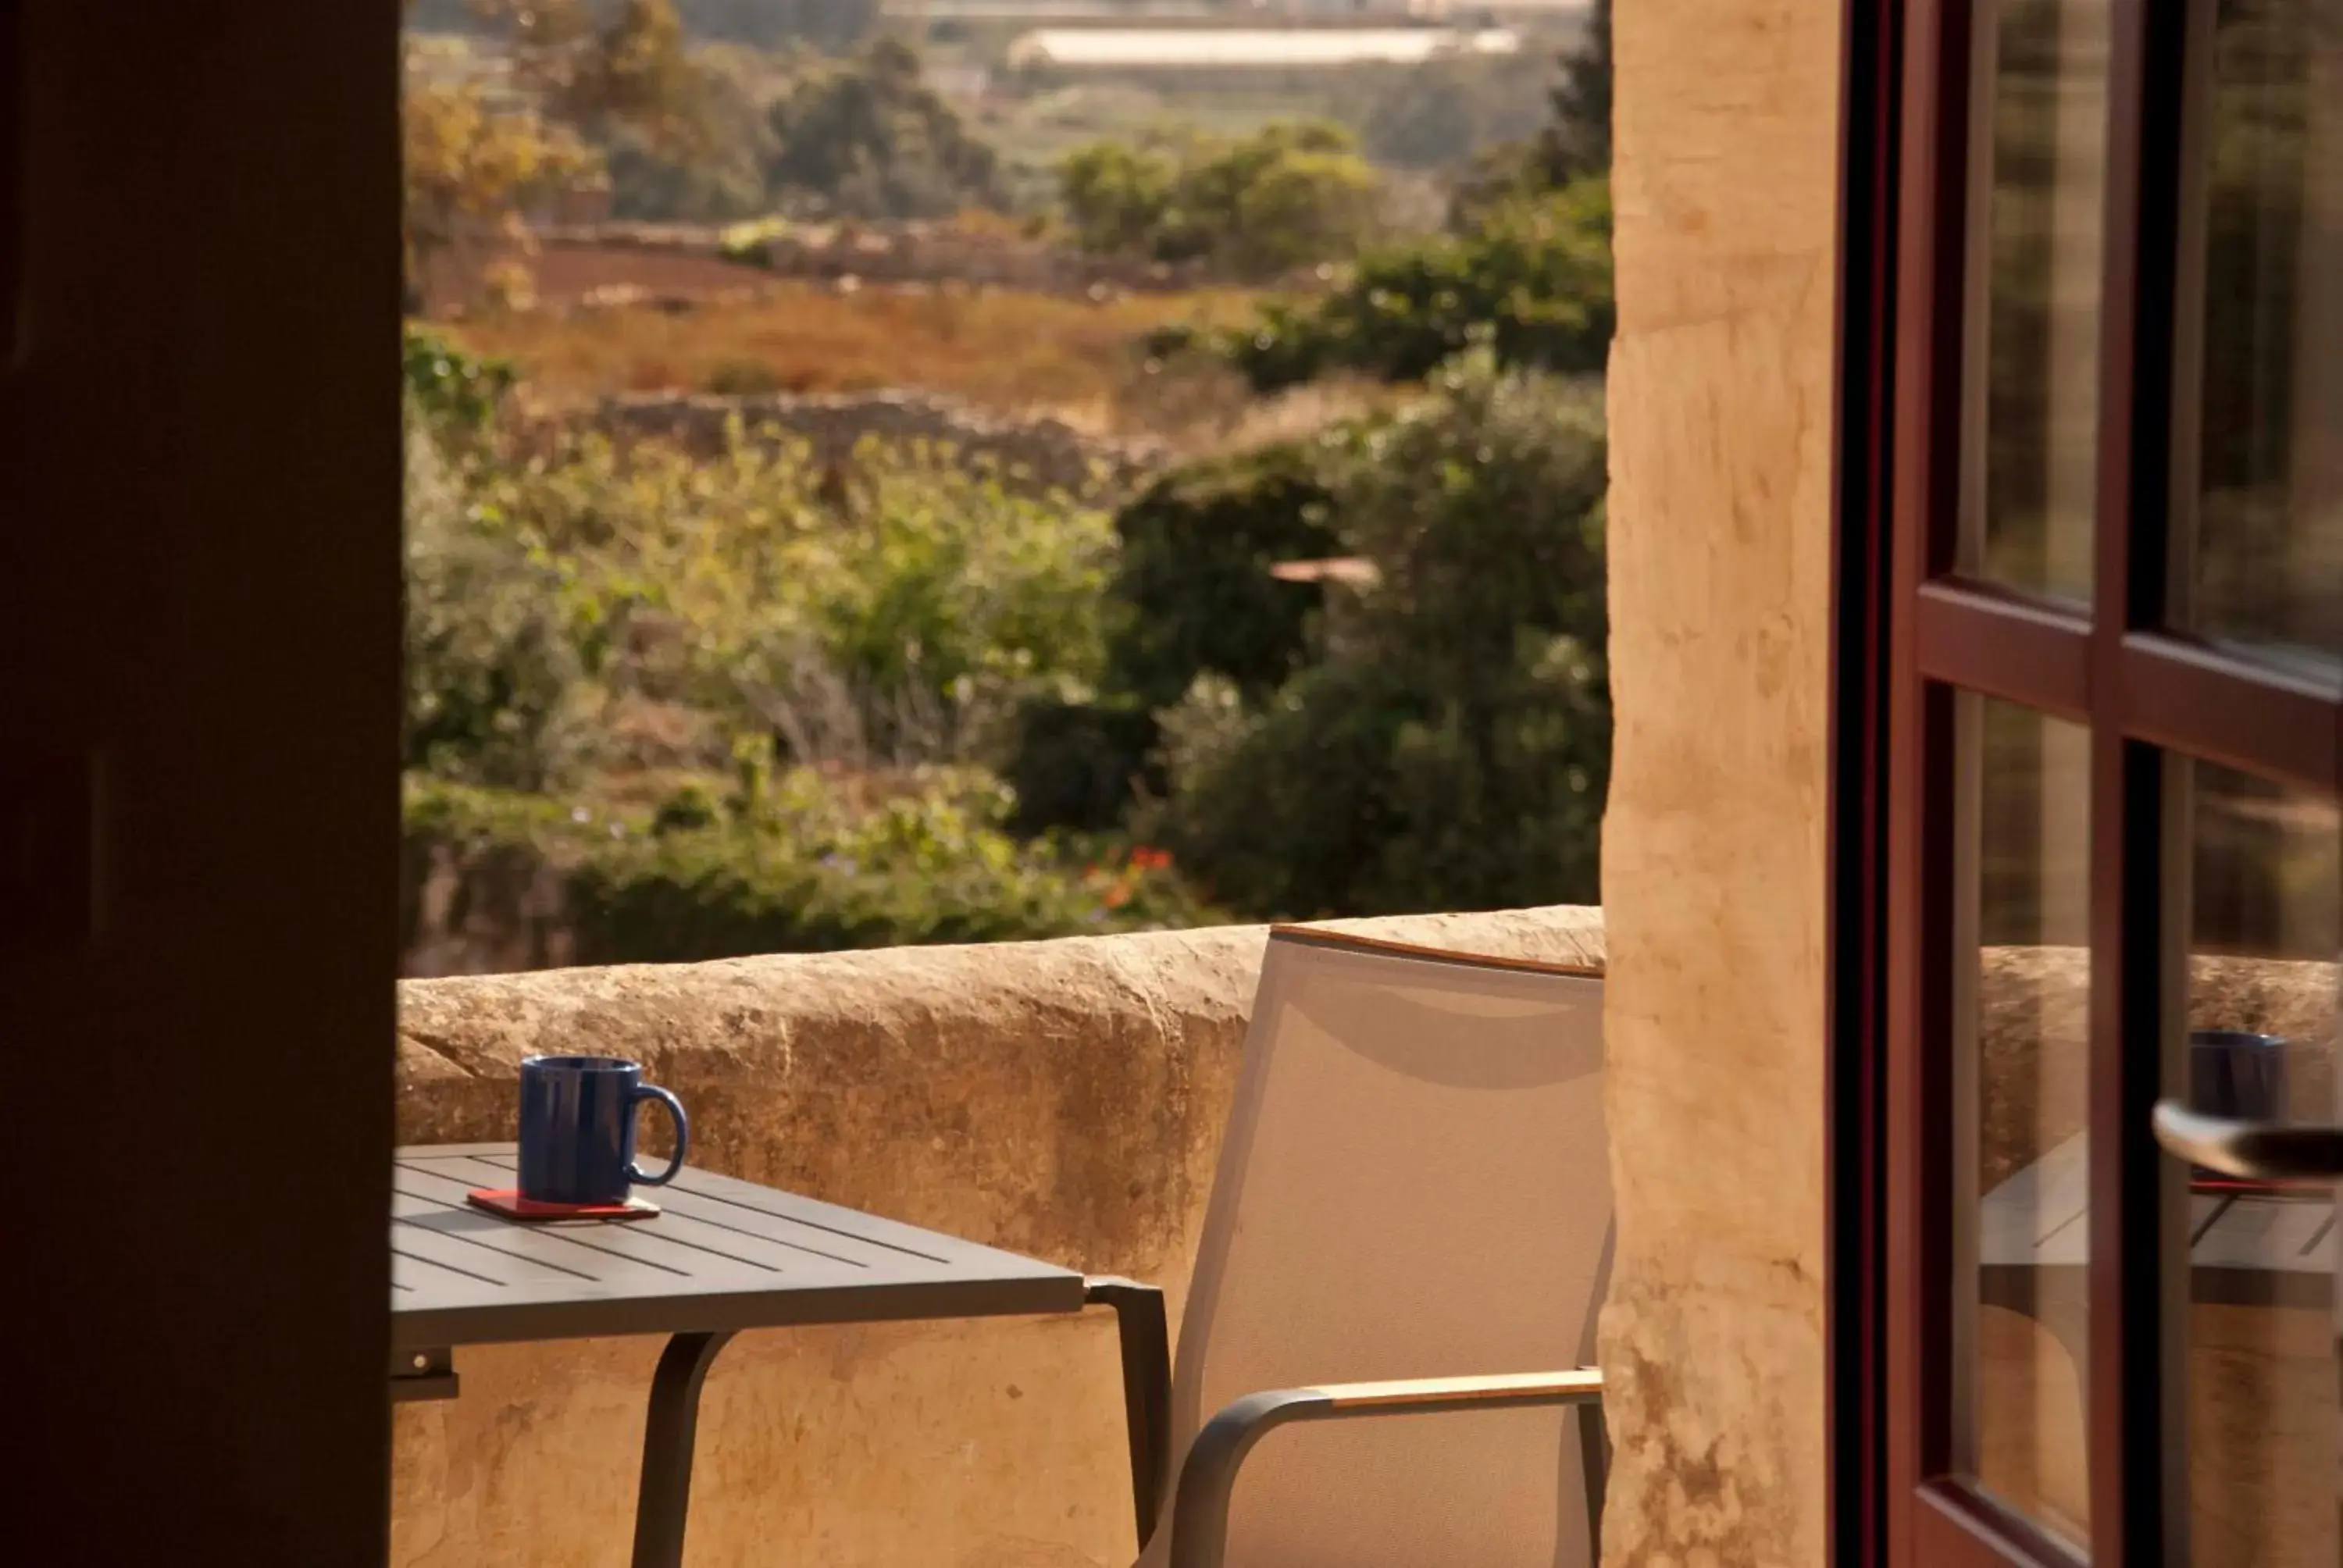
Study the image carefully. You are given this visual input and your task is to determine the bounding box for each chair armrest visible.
[1168,1370,1604,1568]
[1085,1277,1172,1552]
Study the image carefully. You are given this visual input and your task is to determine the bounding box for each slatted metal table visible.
[1980,1132,2333,1366]
[390,1144,1168,1568]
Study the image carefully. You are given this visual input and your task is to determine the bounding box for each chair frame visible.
[1085,925,1613,1565]
[1164,1369,1608,1568]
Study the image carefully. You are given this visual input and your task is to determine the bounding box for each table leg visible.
[630,1330,736,1568]
[389,1345,460,1404]
[1085,1278,1172,1551]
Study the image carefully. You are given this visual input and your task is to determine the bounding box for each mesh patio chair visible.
[1084,925,1613,1568]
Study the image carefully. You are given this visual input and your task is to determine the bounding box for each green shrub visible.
[1004,695,1162,835]
[1057,139,1179,258]
[1058,121,1384,281]
[404,771,1219,962]
[765,38,1004,217]
[603,126,771,223]
[403,416,1116,788]
[404,325,515,431]
[1101,440,1342,710]
[700,356,785,394]
[1002,438,1344,835]
[1153,357,1609,918]
[717,216,790,264]
[1226,176,1613,392]
[404,404,600,791]
[1328,48,1556,171]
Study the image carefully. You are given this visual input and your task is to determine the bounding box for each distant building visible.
[1258,0,1455,16]
[890,0,1589,22]
[922,61,994,98]
[1004,25,1520,69]
[892,0,1450,16]
[892,1,1218,18]
[1470,0,1592,16]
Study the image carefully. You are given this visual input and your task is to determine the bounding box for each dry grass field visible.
[444,280,1271,430]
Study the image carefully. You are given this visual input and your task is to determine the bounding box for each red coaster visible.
[466,1187,660,1223]
[2191,1176,2331,1199]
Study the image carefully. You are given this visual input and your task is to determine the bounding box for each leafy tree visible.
[403,325,516,431]
[1153,358,1610,918]
[1540,0,1613,184]
[600,48,775,219]
[401,71,599,290]
[1221,133,1384,277]
[1229,174,1613,390]
[1443,5,1613,226]
[403,395,595,791]
[473,0,709,155]
[1332,47,1556,170]
[1209,29,1616,389]
[418,2,772,228]
[1007,440,1343,836]
[1103,441,1341,711]
[1058,139,1179,258]
[405,768,1215,964]
[401,400,1114,786]
[765,37,1005,218]
[1057,121,1384,280]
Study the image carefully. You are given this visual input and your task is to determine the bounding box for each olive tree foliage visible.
[403,0,732,283]
[431,0,783,222]
[470,0,709,153]
[1057,121,1383,280]
[401,68,599,293]
[1153,358,1611,918]
[763,37,1006,219]
[1542,0,1613,183]
[1330,46,1556,170]
[598,47,774,221]
[405,7,1006,223]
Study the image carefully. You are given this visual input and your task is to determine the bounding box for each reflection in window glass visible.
[2177,0,2343,669]
[2176,759,2338,1568]
[1956,697,2092,1548]
[1961,0,2111,603]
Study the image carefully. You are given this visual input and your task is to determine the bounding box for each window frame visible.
[1828,0,2343,1565]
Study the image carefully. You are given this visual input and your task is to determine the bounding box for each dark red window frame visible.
[1828,0,2343,1566]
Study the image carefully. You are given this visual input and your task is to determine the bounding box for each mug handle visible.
[626,1084,690,1187]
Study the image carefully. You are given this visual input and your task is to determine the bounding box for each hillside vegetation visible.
[399,1,1623,970]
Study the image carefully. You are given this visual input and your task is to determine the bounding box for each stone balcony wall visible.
[388,903,2341,1567]
[390,906,1607,1568]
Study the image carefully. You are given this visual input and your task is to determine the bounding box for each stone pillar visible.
[1599,1,1843,1563]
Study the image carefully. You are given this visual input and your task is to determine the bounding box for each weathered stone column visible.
[1601,0,1843,1562]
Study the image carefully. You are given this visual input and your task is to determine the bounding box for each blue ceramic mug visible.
[2186,1029,2289,1184]
[2190,1029,2289,1122]
[517,1055,689,1206]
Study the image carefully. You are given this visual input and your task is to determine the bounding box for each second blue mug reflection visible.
[517,1054,689,1206]
[2190,1028,2288,1124]
[2188,1029,2288,1186]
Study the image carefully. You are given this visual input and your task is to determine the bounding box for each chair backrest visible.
[1154,925,1612,1568]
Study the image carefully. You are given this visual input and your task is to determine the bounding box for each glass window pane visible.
[2173,0,2343,672]
[1956,696,2092,1548]
[1960,0,2112,604]
[2173,758,2338,1568]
